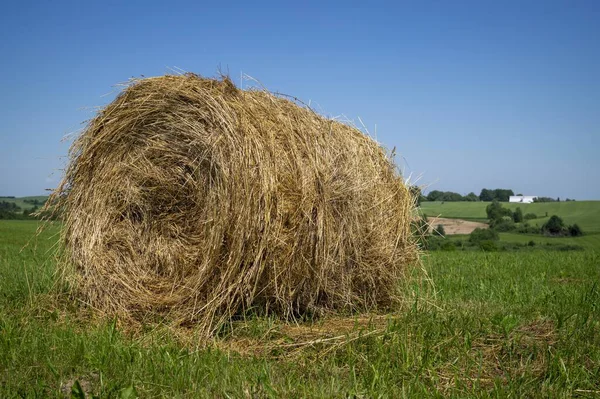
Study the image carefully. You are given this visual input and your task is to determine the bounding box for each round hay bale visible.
[46,74,417,336]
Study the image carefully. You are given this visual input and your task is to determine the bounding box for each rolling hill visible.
[420,200,600,233]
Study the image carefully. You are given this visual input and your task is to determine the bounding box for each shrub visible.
[527,240,536,247]
[512,207,523,223]
[470,228,499,244]
[524,213,537,220]
[555,245,584,251]
[517,223,541,234]
[500,242,524,251]
[440,241,456,251]
[533,197,557,203]
[494,219,516,232]
[434,224,446,236]
[568,224,583,237]
[542,215,566,236]
[479,240,498,251]
[425,236,444,250]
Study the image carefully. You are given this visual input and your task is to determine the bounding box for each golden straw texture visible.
[45,74,418,337]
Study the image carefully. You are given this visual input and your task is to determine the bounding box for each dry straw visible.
[43,73,418,337]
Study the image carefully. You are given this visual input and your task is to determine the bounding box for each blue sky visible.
[1,1,598,199]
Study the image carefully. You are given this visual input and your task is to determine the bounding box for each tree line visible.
[414,188,575,204]
[415,188,516,203]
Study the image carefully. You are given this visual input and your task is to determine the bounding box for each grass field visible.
[420,201,600,234]
[446,232,600,252]
[1,220,599,397]
[498,232,600,251]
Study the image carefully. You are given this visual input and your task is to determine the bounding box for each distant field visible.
[420,200,600,233]
[0,195,49,211]
[447,232,600,251]
[499,232,600,251]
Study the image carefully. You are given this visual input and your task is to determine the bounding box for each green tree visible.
[524,213,537,220]
[426,190,464,202]
[513,207,523,223]
[493,188,515,202]
[480,188,515,202]
[464,192,479,201]
[426,190,444,201]
[479,188,493,201]
[486,200,512,223]
[442,192,464,201]
[486,200,502,221]
[541,215,565,236]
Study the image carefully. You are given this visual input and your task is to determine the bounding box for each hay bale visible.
[46,74,417,336]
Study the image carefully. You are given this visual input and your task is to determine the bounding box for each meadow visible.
[1,219,599,397]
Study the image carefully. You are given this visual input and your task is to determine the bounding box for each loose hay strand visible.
[42,73,419,338]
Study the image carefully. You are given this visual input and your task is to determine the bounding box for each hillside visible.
[420,200,600,233]
[0,196,48,211]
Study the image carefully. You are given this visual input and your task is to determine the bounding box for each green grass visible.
[420,201,491,220]
[498,232,600,251]
[445,232,600,251]
[420,200,600,233]
[1,220,599,397]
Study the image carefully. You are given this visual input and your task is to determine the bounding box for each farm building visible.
[509,195,537,203]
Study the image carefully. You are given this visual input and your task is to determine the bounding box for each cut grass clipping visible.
[43,74,418,337]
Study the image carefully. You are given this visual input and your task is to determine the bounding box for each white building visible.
[509,196,537,204]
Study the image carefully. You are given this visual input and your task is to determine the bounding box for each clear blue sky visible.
[1,1,598,199]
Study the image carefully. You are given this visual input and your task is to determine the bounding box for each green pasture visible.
[446,232,600,251]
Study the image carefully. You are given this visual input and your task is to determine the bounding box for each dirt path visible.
[428,217,488,235]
